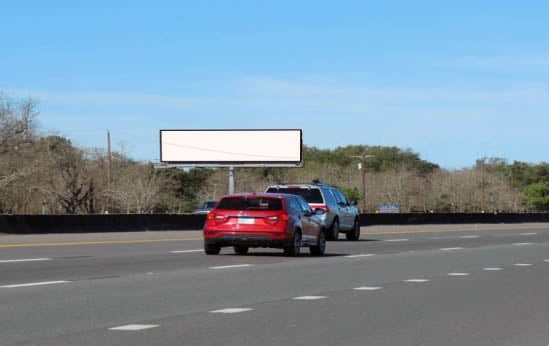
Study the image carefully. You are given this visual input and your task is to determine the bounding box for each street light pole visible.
[350,154,374,213]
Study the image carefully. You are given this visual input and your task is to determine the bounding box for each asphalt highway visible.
[1,224,549,346]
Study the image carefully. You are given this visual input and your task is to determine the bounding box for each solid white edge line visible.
[293,296,327,300]
[210,264,253,269]
[171,250,203,253]
[0,258,51,263]
[1,280,71,288]
[210,308,253,314]
[109,324,159,331]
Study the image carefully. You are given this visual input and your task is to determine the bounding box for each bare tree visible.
[0,95,41,213]
[107,163,167,213]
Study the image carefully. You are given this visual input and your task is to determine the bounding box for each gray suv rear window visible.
[266,187,323,204]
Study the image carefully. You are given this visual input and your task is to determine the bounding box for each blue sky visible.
[2,0,548,169]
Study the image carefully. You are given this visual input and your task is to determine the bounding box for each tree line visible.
[1,94,548,214]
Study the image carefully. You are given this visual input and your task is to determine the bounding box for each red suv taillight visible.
[265,213,289,225]
[208,213,229,225]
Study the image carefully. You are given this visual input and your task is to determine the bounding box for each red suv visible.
[203,193,326,256]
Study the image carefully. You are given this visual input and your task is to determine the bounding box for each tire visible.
[284,231,302,257]
[204,242,221,255]
[328,219,339,241]
[310,230,326,256]
[345,218,361,241]
[233,245,249,255]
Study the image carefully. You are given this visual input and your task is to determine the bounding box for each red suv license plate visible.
[237,218,255,224]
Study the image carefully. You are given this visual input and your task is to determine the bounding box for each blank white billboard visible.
[160,129,302,166]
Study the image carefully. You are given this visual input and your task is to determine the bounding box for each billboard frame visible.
[159,129,303,167]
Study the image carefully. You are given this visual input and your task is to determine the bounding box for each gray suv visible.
[265,183,361,240]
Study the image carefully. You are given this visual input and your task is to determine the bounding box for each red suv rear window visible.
[216,197,283,211]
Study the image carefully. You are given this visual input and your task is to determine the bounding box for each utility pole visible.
[107,131,113,185]
[105,130,114,214]
[481,159,486,212]
[350,154,375,213]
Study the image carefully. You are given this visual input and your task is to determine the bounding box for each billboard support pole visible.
[228,166,235,194]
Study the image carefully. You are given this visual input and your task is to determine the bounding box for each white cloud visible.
[440,56,549,70]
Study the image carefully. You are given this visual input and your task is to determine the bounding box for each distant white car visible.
[193,200,217,214]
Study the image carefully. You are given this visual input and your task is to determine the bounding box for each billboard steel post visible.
[229,166,235,194]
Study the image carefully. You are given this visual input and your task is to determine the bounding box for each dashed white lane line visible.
[520,232,537,236]
[171,249,203,253]
[448,273,470,276]
[513,243,534,246]
[0,258,51,263]
[345,254,376,258]
[0,280,71,288]
[386,239,409,242]
[514,263,533,267]
[404,279,430,283]
[293,296,327,300]
[109,324,159,331]
[210,264,253,270]
[483,267,503,271]
[440,247,463,251]
[544,260,549,263]
[210,308,253,314]
[461,235,480,239]
[354,286,382,291]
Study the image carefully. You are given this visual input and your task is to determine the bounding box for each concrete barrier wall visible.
[1,213,548,234]
[360,213,549,226]
[0,214,206,234]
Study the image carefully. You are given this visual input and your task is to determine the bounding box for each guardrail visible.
[1,213,548,234]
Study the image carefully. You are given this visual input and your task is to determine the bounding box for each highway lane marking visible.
[520,232,537,235]
[514,263,533,267]
[404,278,429,283]
[404,279,430,283]
[440,247,463,251]
[483,267,503,271]
[448,273,470,276]
[345,254,376,258]
[513,243,534,246]
[0,258,51,263]
[171,249,203,253]
[0,280,71,288]
[0,237,203,248]
[293,296,327,300]
[354,286,382,291]
[210,308,253,314]
[210,264,253,269]
[109,324,159,331]
[461,235,480,239]
[544,260,549,262]
[364,224,549,235]
[386,239,409,242]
